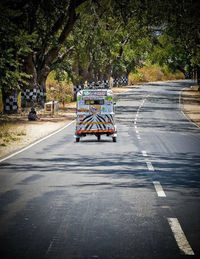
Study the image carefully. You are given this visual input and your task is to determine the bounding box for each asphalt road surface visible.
[0,80,200,259]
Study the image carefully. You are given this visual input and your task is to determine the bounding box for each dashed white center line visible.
[137,98,156,172]
[168,218,194,255]
[153,181,166,197]
[142,151,155,171]
[136,94,194,256]
[146,161,155,171]
[142,150,147,157]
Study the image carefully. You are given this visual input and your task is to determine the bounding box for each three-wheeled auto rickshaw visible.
[75,89,117,142]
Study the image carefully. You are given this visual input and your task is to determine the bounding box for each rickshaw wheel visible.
[113,137,116,142]
[76,137,80,142]
[97,135,101,142]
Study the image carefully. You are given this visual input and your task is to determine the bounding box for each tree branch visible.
[44,0,86,67]
[52,46,75,67]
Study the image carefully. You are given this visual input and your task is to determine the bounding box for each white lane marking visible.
[0,120,75,163]
[161,205,171,209]
[142,150,147,157]
[153,181,166,197]
[135,95,150,142]
[142,151,154,171]
[168,218,195,255]
[146,161,155,171]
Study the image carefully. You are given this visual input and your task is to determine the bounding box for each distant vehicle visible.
[75,89,117,142]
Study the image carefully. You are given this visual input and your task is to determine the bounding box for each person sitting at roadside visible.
[28,107,38,121]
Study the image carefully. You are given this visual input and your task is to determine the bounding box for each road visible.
[0,80,200,259]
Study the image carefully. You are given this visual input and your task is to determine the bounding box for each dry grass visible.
[46,72,74,104]
[0,103,77,158]
[0,122,27,146]
[128,65,184,85]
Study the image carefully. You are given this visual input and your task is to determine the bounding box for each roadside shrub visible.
[138,65,164,82]
[128,72,144,85]
[129,64,185,84]
[46,71,74,107]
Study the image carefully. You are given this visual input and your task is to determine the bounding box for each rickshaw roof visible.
[77,89,113,97]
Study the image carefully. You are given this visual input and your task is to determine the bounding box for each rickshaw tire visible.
[113,137,116,142]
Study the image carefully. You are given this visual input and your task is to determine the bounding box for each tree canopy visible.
[0,0,200,109]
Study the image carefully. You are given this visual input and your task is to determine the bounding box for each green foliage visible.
[148,33,192,76]
[66,1,154,83]
[0,0,199,107]
[0,2,35,94]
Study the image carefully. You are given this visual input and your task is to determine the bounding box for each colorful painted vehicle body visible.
[75,89,117,142]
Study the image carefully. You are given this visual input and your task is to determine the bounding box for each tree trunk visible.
[2,87,19,113]
[2,87,7,113]
[25,53,37,88]
[196,66,200,91]
[21,0,86,107]
[22,54,48,108]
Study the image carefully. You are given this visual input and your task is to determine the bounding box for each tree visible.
[144,0,200,84]
[62,1,153,86]
[0,0,87,108]
[148,33,193,78]
[0,1,34,111]
[1,0,200,111]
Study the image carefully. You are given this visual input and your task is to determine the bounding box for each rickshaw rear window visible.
[85,100,104,105]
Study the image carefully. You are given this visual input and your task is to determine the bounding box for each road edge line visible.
[179,86,200,129]
[0,120,75,163]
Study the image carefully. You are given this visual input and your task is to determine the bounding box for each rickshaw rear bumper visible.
[75,129,117,138]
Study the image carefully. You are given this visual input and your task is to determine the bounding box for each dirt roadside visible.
[0,102,77,159]
[0,84,199,159]
[181,85,200,127]
[0,86,135,159]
